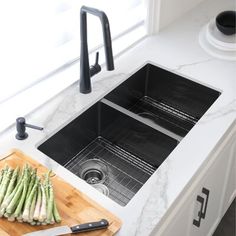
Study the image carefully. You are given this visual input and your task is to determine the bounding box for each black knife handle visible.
[70,219,109,233]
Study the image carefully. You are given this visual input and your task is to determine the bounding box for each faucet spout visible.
[80,6,114,94]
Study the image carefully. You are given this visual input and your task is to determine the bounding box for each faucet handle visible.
[90,52,101,77]
[95,51,99,65]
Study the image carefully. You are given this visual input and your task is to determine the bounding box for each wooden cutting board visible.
[0,149,122,236]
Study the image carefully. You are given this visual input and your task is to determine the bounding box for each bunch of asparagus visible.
[0,164,61,225]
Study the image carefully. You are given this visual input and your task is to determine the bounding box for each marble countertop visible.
[0,0,235,235]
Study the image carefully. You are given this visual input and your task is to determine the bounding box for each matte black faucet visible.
[80,6,114,94]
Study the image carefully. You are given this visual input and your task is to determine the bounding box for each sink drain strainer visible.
[83,168,104,184]
[78,159,108,185]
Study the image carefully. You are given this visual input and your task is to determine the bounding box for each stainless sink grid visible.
[130,96,198,136]
[65,137,156,206]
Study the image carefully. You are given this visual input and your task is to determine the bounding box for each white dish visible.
[206,19,236,51]
[199,24,236,61]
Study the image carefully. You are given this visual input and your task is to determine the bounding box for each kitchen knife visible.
[23,219,109,236]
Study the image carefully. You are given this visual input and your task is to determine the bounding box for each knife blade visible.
[23,219,109,236]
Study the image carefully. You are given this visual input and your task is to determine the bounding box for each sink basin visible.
[38,63,220,206]
[106,63,220,137]
[38,101,177,206]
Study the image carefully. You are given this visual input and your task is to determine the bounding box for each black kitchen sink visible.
[106,63,220,137]
[38,101,177,206]
[38,63,220,206]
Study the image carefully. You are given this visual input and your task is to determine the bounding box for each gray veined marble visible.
[0,0,235,235]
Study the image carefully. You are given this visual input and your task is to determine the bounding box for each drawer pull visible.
[193,187,210,227]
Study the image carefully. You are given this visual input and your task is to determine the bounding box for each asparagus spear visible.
[38,184,47,222]
[0,171,24,211]
[4,212,11,218]
[0,167,9,216]
[26,169,36,200]
[46,183,54,223]
[41,221,48,225]
[30,221,37,226]
[0,207,5,217]
[50,213,55,224]
[0,167,13,205]
[44,171,51,200]
[3,167,19,202]
[17,218,23,223]
[7,214,15,222]
[28,186,37,223]
[0,168,5,185]
[0,166,9,185]
[16,213,23,222]
[22,177,38,222]
[6,176,24,214]
[53,197,61,223]
[33,185,42,221]
[13,177,28,217]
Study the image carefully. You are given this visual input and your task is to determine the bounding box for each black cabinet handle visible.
[201,187,210,219]
[193,195,204,227]
[193,187,210,227]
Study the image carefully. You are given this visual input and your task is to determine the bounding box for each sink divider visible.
[101,98,182,142]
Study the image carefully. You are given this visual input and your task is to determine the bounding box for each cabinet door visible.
[155,195,195,236]
[188,140,232,236]
[221,138,236,216]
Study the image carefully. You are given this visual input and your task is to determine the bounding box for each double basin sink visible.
[38,63,220,206]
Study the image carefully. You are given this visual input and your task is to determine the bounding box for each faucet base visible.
[80,87,92,94]
[16,133,28,140]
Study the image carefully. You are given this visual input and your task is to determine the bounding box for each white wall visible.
[147,0,206,34]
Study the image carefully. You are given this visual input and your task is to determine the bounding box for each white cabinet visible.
[156,195,195,236]
[188,137,232,236]
[221,139,236,216]
[152,126,236,236]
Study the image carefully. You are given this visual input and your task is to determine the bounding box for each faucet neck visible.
[80,10,91,93]
[80,6,114,94]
